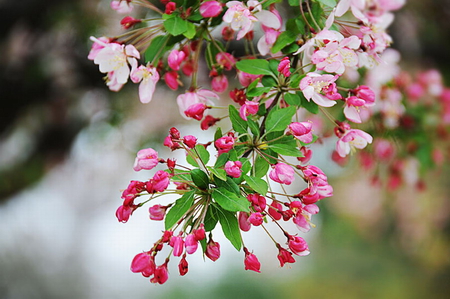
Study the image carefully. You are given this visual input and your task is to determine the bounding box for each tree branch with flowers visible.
[89,0,450,284]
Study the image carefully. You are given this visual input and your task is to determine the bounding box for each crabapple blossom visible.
[111,0,133,14]
[168,50,186,71]
[170,235,185,257]
[215,134,235,154]
[225,160,242,178]
[130,65,159,104]
[116,205,134,223]
[184,234,198,254]
[244,248,261,273]
[149,204,167,221]
[199,1,223,18]
[247,194,266,213]
[164,71,179,90]
[336,127,373,158]
[300,73,341,107]
[205,239,221,261]
[269,163,295,185]
[177,89,219,120]
[239,101,259,121]
[133,148,159,171]
[178,255,189,276]
[147,170,170,193]
[121,16,141,29]
[248,212,263,226]
[268,201,283,220]
[278,57,291,77]
[151,263,169,284]
[277,246,295,267]
[183,135,197,149]
[131,252,155,276]
[211,75,228,93]
[238,212,251,232]
[288,236,310,256]
[288,122,313,144]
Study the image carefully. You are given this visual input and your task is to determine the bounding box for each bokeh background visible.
[1,0,450,298]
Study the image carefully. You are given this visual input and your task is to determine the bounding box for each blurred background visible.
[1,0,449,298]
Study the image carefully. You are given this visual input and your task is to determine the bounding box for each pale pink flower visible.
[130,65,159,104]
[88,37,110,60]
[269,163,295,185]
[288,122,313,144]
[300,72,341,107]
[200,1,223,18]
[216,52,236,70]
[177,89,219,119]
[111,0,133,14]
[336,128,373,157]
[225,160,242,178]
[257,28,280,56]
[133,148,159,171]
[168,50,186,71]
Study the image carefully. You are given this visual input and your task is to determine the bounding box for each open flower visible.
[130,65,159,104]
[133,148,159,171]
[300,72,341,107]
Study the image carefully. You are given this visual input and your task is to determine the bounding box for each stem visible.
[305,0,321,30]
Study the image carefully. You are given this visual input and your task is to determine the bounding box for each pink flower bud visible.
[150,262,169,284]
[115,205,134,223]
[216,52,236,70]
[184,234,198,254]
[179,255,189,276]
[211,75,228,93]
[170,235,184,257]
[277,246,295,267]
[352,85,375,105]
[244,248,261,273]
[165,2,176,14]
[168,49,186,71]
[183,135,198,149]
[238,212,251,232]
[221,26,235,41]
[193,224,206,241]
[297,147,312,164]
[164,71,179,90]
[201,115,221,130]
[269,163,295,185]
[120,16,141,29]
[149,204,167,221]
[248,212,263,226]
[239,101,259,121]
[162,230,173,243]
[205,239,221,261]
[268,200,282,220]
[147,170,170,193]
[289,122,313,144]
[133,148,159,171]
[215,135,235,155]
[247,194,266,213]
[225,160,242,178]
[185,103,207,120]
[288,236,310,256]
[200,1,223,18]
[130,252,155,276]
[164,135,181,151]
[278,57,291,77]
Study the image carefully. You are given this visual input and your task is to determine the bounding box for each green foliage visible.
[165,191,195,230]
[212,188,250,213]
[236,59,273,76]
[217,208,242,250]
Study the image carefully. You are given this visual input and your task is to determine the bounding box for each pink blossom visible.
[150,263,169,284]
[164,135,181,151]
[130,252,155,276]
[164,71,179,90]
[185,103,207,120]
[268,200,283,220]
[278,57,291,77]
[216,52,236,70]
[149,204,167,221]
[88,37,110,61]
[247,193,267,212]
[244,248,261,273]
[239,101,259,121]
[115,205,134,223]
[288,122,313,144]
[200,1,223,18]
[300,72,340,107]
[178,255,189,276]
[211,75,228,93]
[111,0,133,14]
[205,239,221,261]
[238,212,251,232]
[183,135,197,149]
[165,2,176,14]
[288,236,310,256]
[225,160,242,178]
[269,163,295,185]
[248,212,263,226]
[184,234,198,254]
[170,235,185,257]
[215,135,235,155]
[336,128,373,158]
[130,65,159,104]
[298,147,313,164]
[177,89,219,119]
[168,50,186,71]
[193,224,206,241]
[237,70,262,87]
[277,246,295,267]
[121,180,145,206]
[147,170,170,193]
[120,16,141,29]
[373,138,395,160]
[92,38,139,86]
[201,115,221,130]
[133,148,159,171]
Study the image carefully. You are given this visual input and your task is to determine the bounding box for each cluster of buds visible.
[88,0,449,285]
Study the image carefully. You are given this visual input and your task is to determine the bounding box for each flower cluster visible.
[89,0,450,285]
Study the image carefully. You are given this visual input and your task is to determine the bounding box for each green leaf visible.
[191,169,210,190]
[165,191,195,230]
[144,35,169,64]
[316,0,337,8]
[209,168,227,181]
[163,16,188,36]
[265,106,297,134]
[247,87,272,97]
[187,144,211,167]
[284,93,301,106]
[214,152,229,168]
[295,18,306,35]
[272,31,297,53]
[229,105,248,134]
[215,176,241,195]
[205,41,225,70]
[214,127,223,141]
[171,169,192,183]
[183,21,196,39]
[288,0,299,5]
[204,204,219,231]
[239,158,252,175]
[243,175,268,195]
[269,143,304,157]
[212,188,250,213]
[248,119,260,138]
[261,75,277,87]
[254,156,270,178]
[299,92,319,114]
[236,59,273,76]
[268,59,280,75]
[217,208,242,251]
